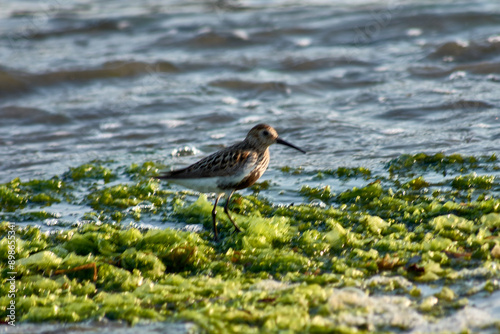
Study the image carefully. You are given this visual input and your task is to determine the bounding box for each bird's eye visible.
[262,130,269,136]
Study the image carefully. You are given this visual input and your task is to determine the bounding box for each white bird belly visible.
[167,175,246,194]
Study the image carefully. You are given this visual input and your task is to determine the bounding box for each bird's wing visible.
[159,148,258,179]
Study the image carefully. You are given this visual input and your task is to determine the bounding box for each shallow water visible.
[1,0,500,332]
[2,0,499,188]
[3,321,195,334]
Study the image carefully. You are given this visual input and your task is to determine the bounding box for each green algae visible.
[87,180,170,210]
[318,166,372,180]
[300,185,333,203]
[250,180,272,193]
[387,152,497,176]
[1,153,500,332]
[0,177,66,211]
[283,166,371,181]
[402,176,430,190]
[451,173,495,190]
[65,161,116,183]
[337,182,384,204]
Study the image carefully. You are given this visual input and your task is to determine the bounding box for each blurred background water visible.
[2,0,499,190]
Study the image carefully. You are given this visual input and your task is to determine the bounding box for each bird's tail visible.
[157,167,189,179]
[157,171,173,179]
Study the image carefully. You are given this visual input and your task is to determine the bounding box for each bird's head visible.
[245,123,306,153]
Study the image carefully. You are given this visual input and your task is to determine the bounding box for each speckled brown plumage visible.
[160,143,266,181]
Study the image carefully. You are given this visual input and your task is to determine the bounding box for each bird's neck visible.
[241,139,268,153]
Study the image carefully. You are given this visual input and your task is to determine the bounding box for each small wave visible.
[0,60,177,97]
[4,18,130,40]
[157,29,253,49]
[379,100,493,120]
[40,60,177,82]
[0,105,70,125]
[307,73,383,91]
[279,57,373,71]
[427,38,500,62]
[0,67,31,96]
[209,79,291,97]
[409,61,500,78]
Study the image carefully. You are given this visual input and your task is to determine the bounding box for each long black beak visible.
[276,137,306,154]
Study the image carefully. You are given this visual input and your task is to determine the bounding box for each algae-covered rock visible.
[62,233,99,255]
[480,213,500,228]
[435,286,456,301]
[451,173,495,190]
[360,215,389,235]
[118,228,143,247]
[16,251,62,275]
[121,248,166,280]
[242,216,293,249]
[415,261,445,282]
[173,194,214,225]
[0,235,29,262]
[98,264,144,292]
[491,244,500,259]
[403,176,430,190]
[324,219,347,251]
[66,162,116,183]
[94,291,165,325]
[126,161,166,179]
[0,178,29,210]
[19,293,98,322]
[337,182,384,203]
[87,180,167,209]
[419,295,438,312]
[0,177,66,211]
[298,229,331,257]
[430,214,476,234]
[137,227,211,272]
[300,185,334,203]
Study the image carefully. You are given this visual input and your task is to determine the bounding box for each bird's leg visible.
[224,190,242,233]
[212,194,223,241]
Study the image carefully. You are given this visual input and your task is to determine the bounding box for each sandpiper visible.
[158,124,306,240]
